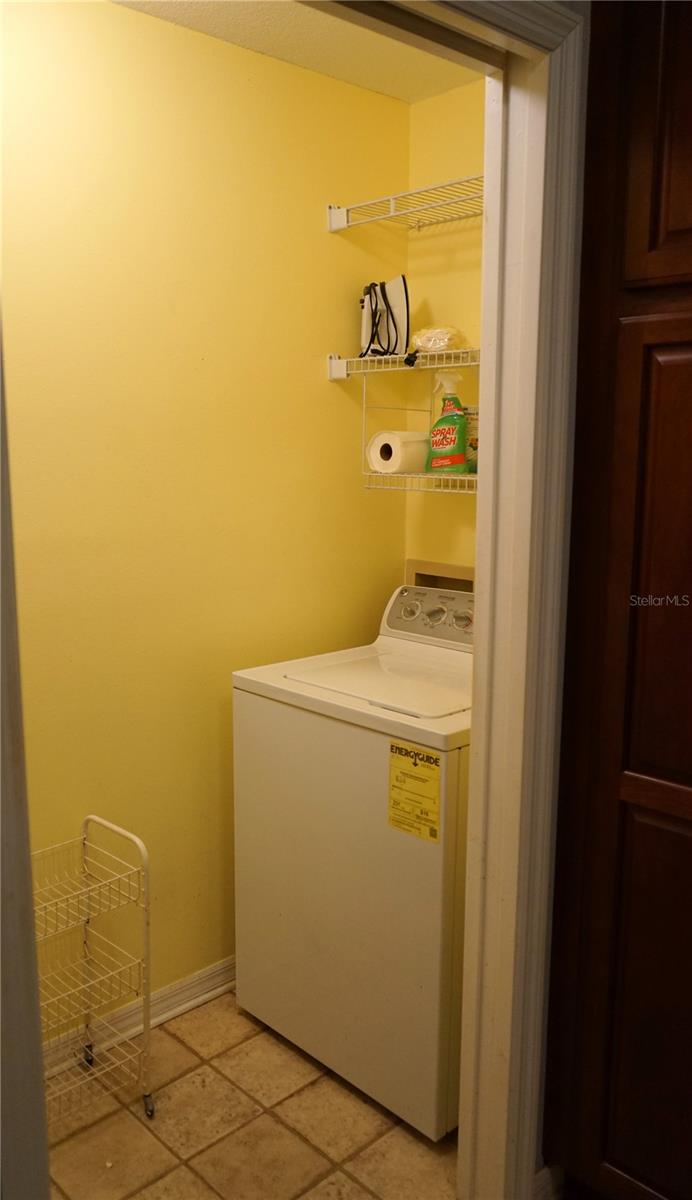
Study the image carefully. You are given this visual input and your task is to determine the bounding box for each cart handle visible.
[80,814,150,871]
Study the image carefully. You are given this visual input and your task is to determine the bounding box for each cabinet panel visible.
[605,808,692,1199]
[625,334,692,784]
[623,3,692,285]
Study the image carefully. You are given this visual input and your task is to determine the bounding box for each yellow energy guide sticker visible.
[388,740,441,842]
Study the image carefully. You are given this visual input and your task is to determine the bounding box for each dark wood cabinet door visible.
[591,314,692,1199]
[623,3,692,286]
[545,5,692,1198]
[620,320,692,790]
[550,322,692,1200]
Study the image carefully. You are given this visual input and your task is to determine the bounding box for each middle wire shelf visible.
[38,928,143,1042]
[328,348,480,381]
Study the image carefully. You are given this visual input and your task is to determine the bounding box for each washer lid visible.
[284,650,471,718]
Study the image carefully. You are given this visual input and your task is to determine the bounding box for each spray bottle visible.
[426,371,469,474]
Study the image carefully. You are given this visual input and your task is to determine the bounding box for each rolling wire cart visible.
[32,815,154,1126]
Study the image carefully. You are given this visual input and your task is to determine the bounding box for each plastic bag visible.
[411,326,464,353]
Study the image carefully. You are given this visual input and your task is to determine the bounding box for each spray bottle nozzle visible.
[434,370,462,396]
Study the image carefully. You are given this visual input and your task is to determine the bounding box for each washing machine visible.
[232,585,473,1140]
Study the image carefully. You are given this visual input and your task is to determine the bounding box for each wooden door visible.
[544,5,692,1199]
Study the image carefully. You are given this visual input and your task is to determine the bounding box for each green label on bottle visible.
[427,401,469,474]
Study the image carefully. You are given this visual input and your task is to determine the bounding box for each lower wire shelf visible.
[44,1013,145,1126]
[364,471,478,493]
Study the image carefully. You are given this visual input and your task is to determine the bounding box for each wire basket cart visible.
[32,815,153,1127]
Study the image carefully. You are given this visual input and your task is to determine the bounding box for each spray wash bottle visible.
[426,371,470,475]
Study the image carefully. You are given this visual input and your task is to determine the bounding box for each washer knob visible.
[401,601,421,620]
[426,606,447,626]
[452,610,473,630]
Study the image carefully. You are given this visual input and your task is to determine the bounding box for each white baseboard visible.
[108,954,236,1040]
[533,1165,564,1200]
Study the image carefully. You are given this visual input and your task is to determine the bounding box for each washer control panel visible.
[384,586,474,647]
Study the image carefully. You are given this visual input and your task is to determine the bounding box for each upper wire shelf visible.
[328,348,480,381]
[33,836,144,941]
[327,175,483,233]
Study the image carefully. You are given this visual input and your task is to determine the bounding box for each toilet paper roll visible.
[366,431,429,474]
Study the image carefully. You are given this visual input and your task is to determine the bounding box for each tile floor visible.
[49,992,458,1200]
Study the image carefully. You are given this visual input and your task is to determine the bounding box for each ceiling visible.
[118,1,481,103]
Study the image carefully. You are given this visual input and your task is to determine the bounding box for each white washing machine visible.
[232,585,473,1140]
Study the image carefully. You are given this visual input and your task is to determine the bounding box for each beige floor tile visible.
[347,1125,457,1200]
[212,1030,323,1107]
[301,1172,376,1200]
[275,1075,393,1160]
[165,994,261,1058]
[130,1064,260,1158]
[118,1027,201,1101]
[192,1112,330,1200]
[128,1165,220,1199]
[50,1110,176,1200]
[49,1086,119,1146]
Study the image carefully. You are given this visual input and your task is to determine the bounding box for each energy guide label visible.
[388,740,441,842]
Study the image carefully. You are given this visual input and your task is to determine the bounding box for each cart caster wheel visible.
[143,1094,155,1119]
[83,1043,94,1067]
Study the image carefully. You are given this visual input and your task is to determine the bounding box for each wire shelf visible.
[328,175,483,233]
[44,1013,142,1127]
[364,472,477,494]
[328,348,480,381]
[38,930,142,1042]
[33,836,144,941]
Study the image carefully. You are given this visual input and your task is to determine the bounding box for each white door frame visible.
[417,6,588,1198]
[318,4,589,1198]
[463,22,588,1200]
[457,8,588,1199]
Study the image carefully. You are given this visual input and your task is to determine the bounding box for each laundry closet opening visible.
[3,0,493,1163]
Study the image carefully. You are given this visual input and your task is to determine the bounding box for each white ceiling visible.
[118,1,481,103]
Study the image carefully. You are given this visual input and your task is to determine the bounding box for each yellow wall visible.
[2,0,409,989]
[405,81,484,570]
[3,2,483,993]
